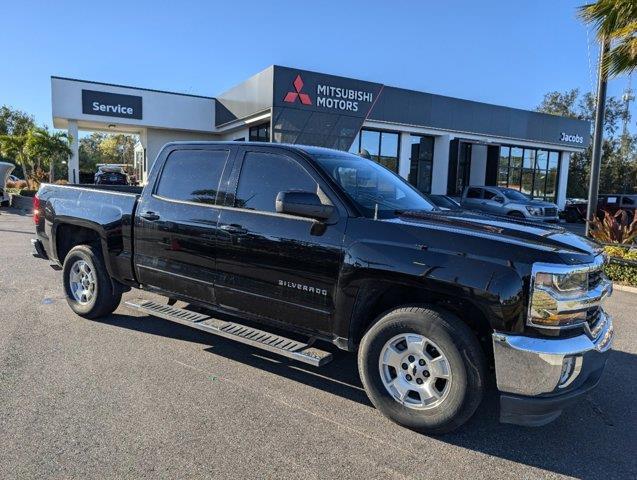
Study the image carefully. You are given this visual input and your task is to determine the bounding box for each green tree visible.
[0,133,30,183]
[79,132,138,174]
[0,106,35,177]
[537,88,636,197]
[25,128,72,183]
[579,0,637,78]
[0,105,35,136]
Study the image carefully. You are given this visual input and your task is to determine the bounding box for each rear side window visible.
[155,149,229,204]
[235,152,317,212]
[466,188,482,199]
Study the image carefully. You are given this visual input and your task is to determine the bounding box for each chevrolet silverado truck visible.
[31,142,614,434]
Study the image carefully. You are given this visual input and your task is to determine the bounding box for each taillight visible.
[33,194,40,225]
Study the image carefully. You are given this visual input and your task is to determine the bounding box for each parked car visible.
[1,161,16,206]
[461,186,560,222]
[425,194,462,211]
[32,142,613,434]
[564,194,636,223]
[94,165,130,185]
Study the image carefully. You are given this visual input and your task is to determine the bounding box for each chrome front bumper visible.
[492,310,613,397]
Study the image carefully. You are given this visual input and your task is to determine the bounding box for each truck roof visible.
[161,141,355,159]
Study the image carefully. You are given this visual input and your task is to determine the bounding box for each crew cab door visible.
[133,145,234,302]
[214,146,346,334]
[481,188,506,215]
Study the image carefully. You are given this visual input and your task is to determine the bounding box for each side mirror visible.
[276,191,335,221]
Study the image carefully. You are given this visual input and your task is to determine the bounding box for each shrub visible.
[5,179,28,189]
[588,210,637,244]
[603,246,637,286]
[54,179,68,185]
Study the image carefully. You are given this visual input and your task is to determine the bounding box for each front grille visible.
[586,306,605,339]
[544,207,557,217]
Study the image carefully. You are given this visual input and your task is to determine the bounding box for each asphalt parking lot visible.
[1,207,636,479]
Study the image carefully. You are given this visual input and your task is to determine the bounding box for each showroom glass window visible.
[348,129,400,172]
[497,145,560,201]
[249,122,270,142]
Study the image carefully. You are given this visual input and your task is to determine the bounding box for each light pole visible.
[585,38,610,237]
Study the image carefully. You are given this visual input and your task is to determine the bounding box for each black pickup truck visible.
[32,142,614,434]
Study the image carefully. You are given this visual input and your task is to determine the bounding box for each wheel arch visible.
[53,220,116,281]
[348,281,495,363]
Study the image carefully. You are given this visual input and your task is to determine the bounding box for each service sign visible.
[273,67,382,118]
[82,90,143,120]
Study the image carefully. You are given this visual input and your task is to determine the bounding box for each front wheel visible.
[358,306,486,434]
[507,211,525,219]
[62,244,122,319]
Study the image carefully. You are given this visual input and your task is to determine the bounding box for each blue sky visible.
[1,0,634,130]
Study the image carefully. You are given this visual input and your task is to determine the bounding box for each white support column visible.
[138,128,148,184]
[67,120,79,183]
[398,132,411,180]
[557,152,570,209]
[431,135,451,194]
[469,144,488,186]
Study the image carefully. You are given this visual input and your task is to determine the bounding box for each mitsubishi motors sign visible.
[274,67,382,118]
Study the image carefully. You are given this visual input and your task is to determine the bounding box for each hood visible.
[390,210,602,264]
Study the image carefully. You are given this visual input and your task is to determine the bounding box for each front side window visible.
[466,188,482,199]
[155,149,229,204]
[235,152,317,212]
[312,150,433,219]
[483,189,497,200]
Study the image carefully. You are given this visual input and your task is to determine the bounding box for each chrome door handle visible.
[220,224,247,234]
[141,211,160,221]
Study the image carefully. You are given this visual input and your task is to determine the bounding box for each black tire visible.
[62,244,122,319]
[565,209,580,223]
[358,306,486,435]
[507,211,525,218]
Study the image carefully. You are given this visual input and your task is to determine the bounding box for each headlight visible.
[528,261,609,329]
[526,206,543,216]
[535,271,588,296]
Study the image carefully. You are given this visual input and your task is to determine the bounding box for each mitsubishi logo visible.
[283,75,312,105]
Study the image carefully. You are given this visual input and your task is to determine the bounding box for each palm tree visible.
[25,128,72,183]
[0,133,31,185]
[579,0,637,77]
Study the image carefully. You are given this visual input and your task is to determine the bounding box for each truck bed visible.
[35,183,141,284]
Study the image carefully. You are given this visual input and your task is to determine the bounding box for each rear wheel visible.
[62,245,122,319]
[358,306,486,434]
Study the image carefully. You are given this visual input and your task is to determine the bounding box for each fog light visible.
[558,356,582,389]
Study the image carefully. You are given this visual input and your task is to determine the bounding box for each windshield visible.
[311,151,434,218]
[501,189,529,202]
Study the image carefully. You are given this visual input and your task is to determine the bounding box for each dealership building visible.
[51,65,590,207]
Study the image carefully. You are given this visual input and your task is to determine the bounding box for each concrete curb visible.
[613,283,637,294]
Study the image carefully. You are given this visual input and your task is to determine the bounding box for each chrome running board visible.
[124,298,333,367]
